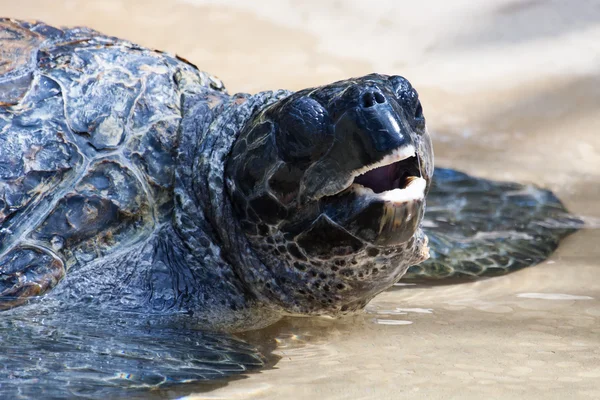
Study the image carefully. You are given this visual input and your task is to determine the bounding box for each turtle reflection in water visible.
[0,19,579,398]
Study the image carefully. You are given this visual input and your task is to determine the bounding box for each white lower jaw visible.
[350,177,426,204]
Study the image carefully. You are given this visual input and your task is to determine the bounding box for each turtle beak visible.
[298,84,432,246]
[320,147,427,246]
[300,86,420,201]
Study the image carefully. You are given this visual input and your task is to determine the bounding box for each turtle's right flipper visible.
[404,168,582,281]
[0,308,270,398]
[0,245,65,310]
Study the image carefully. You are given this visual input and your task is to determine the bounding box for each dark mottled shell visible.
[0,18,224,271]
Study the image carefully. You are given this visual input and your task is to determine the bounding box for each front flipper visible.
[0,245,65,310]
[0,308,269,398]
[405,168,581,280]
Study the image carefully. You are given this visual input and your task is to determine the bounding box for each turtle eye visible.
[272,97,333,164]
[414,101,423,120]
[413,101,425,128]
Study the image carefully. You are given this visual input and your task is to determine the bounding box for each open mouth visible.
[340,145,426,204]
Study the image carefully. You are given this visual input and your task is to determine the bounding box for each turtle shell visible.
[0,18,225,281]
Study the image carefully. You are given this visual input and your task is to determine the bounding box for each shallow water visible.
[2,0,599,398]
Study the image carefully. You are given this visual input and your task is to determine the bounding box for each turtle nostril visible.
[362,92,375,108]
[361,91,386,108]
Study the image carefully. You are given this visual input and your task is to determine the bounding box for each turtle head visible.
[226,74,433,315]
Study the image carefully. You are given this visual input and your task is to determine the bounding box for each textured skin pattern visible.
[225,75,432,316]
[0,246,64,310]
[406,168,581,280]
[0,18,224,306]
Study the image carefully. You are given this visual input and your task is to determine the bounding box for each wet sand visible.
[2,1,599,399]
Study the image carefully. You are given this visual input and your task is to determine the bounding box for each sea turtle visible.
[0,19,579,397]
